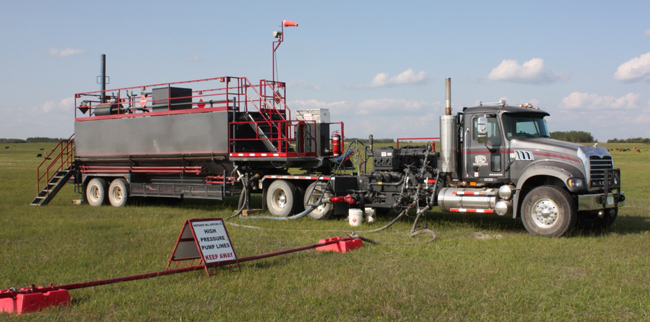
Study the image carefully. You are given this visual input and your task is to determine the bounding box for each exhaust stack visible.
[100,54,106,103]
[445,77,451,116]
[440,77,457,174]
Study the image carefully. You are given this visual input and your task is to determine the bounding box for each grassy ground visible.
[1,143,649,321]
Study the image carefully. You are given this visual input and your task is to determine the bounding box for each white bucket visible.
[364,207,376,223]
[348,208,364,226]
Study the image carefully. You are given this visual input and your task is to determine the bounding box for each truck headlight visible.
[567,178,584,189]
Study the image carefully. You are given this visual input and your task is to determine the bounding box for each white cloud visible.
[487,58,565,85]
[613,52,650,82]
[363,69,429,88]
[47,47,84,57]
[559,92,640,110]
[34,97,75,114]
[645,30,650,37]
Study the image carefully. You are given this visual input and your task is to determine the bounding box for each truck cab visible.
[458,102,624,236]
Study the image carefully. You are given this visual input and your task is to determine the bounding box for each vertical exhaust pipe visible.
[100,54,106,103]
[445,77,451,116]
[440,77,457,173]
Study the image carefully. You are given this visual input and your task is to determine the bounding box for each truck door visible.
[463,115,506,181]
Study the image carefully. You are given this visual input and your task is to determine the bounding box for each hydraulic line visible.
[0,237,356,301]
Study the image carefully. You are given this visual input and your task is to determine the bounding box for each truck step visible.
[450,208,494,214]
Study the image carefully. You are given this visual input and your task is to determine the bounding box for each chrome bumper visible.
[578,191,625,211]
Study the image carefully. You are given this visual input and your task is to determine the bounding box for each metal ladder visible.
[31,166,75,206]
[31,134,76,206]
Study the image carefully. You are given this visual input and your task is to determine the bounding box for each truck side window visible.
[473,117,501,146]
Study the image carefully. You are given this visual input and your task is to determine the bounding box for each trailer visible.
[32,23,624,237]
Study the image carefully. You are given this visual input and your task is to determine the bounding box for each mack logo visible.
[514,150,534,161]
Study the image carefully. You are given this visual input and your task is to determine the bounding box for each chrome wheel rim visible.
[532,199,559,228]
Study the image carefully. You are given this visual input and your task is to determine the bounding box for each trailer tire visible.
[108,178,128,207]
[266,180,297,217]
[521,185,577,237]
[304,181,333,220]
[86,178,107,207]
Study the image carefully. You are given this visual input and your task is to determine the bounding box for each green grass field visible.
[1,143,649,321]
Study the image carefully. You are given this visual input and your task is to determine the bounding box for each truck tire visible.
[86,178,107,207]
[108,178,128,207]
[304,181,333,220]
[521,185,577,237]
[266,180,297,217]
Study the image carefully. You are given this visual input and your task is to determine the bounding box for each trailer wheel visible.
[266,180,297,217]
[108,178,128,207]
[521,185,577,237]
[86,178,107,207]
[304,181,333,220]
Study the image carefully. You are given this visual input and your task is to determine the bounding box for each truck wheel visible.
[521,185,577,237]
[304,181,333,220]
[108,178,128,207]
[86,178,107,206]
[266,180,297,217]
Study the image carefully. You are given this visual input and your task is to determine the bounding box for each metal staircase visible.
[31,134,76,206]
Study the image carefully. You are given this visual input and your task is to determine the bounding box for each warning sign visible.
[191,220,236,263]
[167,218,239,276]
[139,95,148,107]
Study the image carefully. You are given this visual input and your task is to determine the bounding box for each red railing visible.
[73,76,290,123]
[72,75,347,158]
[228,120,345,157]
[36,134,75,195]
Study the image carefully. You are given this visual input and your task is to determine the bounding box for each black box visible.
[152,87,192,112]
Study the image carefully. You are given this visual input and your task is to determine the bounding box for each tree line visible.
[549,131,595,143]
[0,137,65,144]
[607,137,650,144]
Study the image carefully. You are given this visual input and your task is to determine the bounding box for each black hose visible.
[227,176,249,220]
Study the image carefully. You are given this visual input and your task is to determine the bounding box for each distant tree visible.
[607,137,650,144]
[0,138,26,143]
[0,137,65,143]
[25,137,65,143]
[550,131,595,143]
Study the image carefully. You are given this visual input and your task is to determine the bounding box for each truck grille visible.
[589,155,613,188]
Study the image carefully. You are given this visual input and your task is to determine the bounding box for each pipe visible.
[445,77,451,116]
[0,237,354,299]
[101,54,106,103]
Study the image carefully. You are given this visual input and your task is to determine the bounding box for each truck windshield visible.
[502,114,550,139]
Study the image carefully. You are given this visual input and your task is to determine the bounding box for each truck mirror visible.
[477,117,488,144]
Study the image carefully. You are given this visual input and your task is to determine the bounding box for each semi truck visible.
[32,75,624,237]
[32,24,624,237]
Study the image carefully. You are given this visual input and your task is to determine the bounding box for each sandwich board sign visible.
[166,218,240,277]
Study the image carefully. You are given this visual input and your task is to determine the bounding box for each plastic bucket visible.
[364,207,376,223]
[348,209,364,226]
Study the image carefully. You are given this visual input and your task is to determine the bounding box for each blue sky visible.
[2,0,650,141]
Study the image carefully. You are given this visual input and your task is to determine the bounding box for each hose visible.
[240,205,317,221]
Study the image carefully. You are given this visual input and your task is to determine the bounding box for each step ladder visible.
[244,112,278,152]
[31,166,75,206]
[31,134,76,206]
